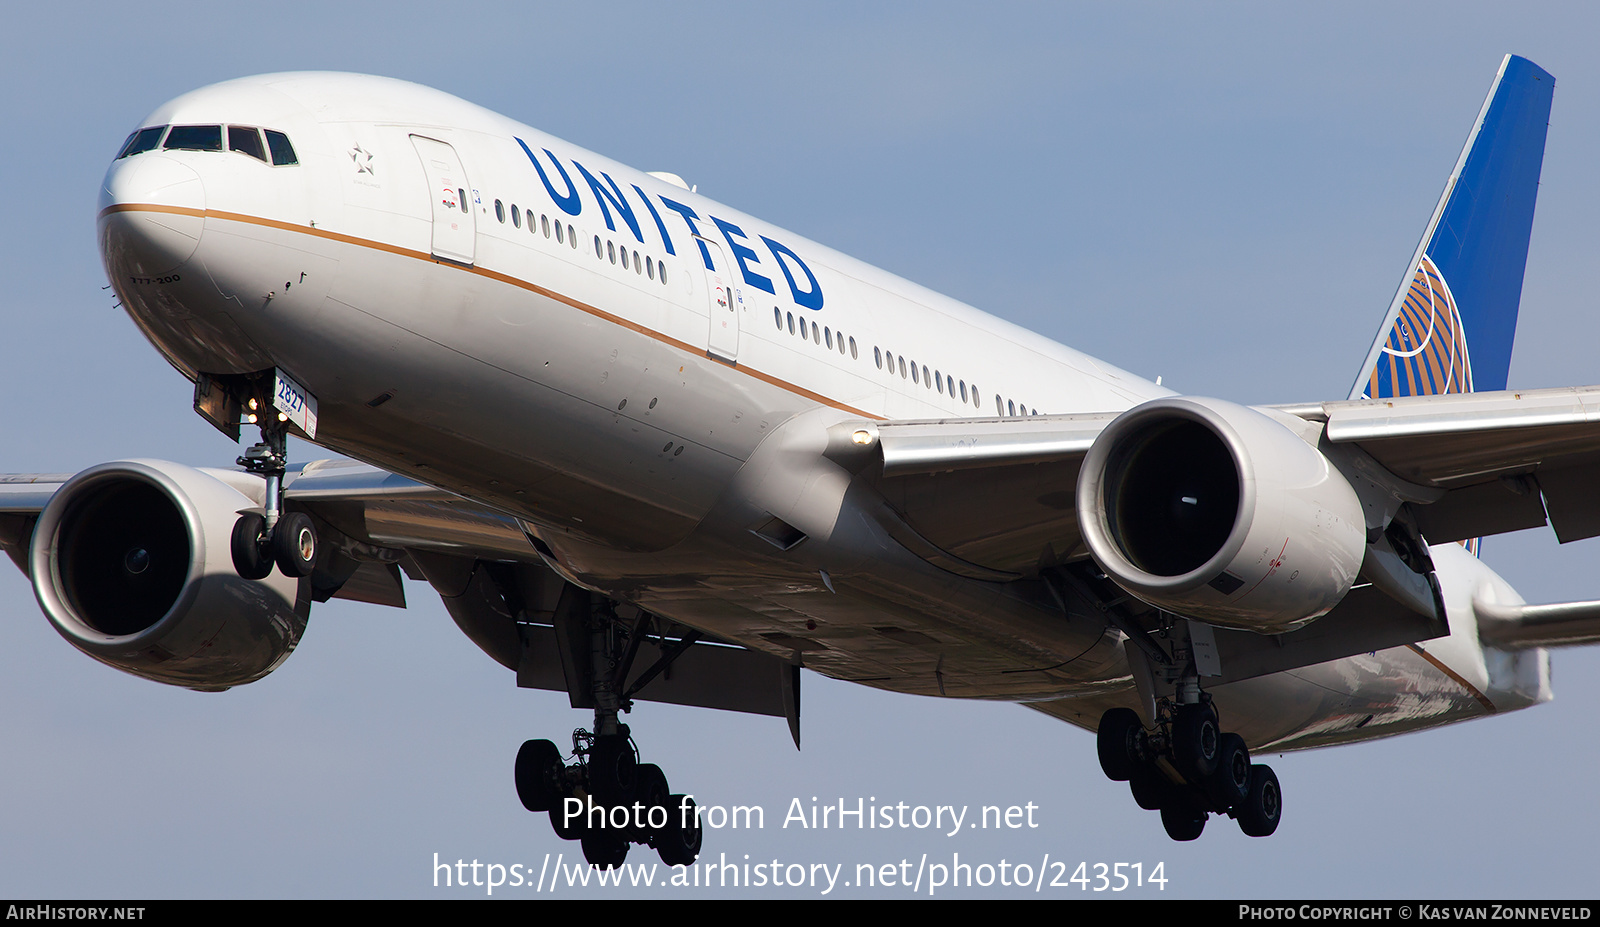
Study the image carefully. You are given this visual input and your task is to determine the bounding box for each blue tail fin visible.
[1351,55,1554,401]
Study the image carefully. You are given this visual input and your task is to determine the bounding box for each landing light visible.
[851,430,872,446]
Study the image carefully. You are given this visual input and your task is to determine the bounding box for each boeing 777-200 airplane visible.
[3,55,1593,863]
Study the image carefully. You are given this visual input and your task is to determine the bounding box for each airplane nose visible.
[98,155,206,276]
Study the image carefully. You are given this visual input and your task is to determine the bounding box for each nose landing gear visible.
[230,414,317,581]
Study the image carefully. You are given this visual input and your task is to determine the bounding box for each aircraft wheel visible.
[550,801,588,841]
[1207,733,1251,812]
[1129,765,1168,811]
[633,763,670,841]
[1172,703,1220,781]
[1236,764,1282,837]
[1096,708,1144,781]
[582,831,629,869]
[588,734,638,804]
[1159,800,1207,841]
[230,514,273,580]
[656,794,702,867]
[271,511,317,577]
[515,739,564,812]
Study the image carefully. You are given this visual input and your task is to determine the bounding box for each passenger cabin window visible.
[164,125,222,151]
[118,126,166,159]
[264,130,297,166]
[494,199,505,223]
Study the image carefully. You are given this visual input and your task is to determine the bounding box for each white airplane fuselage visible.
[97,73,1550,752]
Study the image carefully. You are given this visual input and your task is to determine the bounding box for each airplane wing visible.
[847,384,1600,584]
[1288,385,1600,543]
[0,459,800,727]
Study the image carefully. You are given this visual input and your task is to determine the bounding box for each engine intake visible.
[1076,397,1366,633]
[31,460,308,690]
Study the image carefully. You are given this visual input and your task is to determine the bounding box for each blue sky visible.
[2,2,1599,898]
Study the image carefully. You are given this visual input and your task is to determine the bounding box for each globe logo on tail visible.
[1362,254,1474,400]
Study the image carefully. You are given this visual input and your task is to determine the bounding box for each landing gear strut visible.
[230,411,317,580]
[1091,613,1282,841]
[515,595,702,869]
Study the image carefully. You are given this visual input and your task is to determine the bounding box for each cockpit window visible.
[164,125,223,151]
[264,130,297,166]
[228,126,267,162]
[117,126,167,159]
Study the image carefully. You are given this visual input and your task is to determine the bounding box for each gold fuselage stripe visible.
[100,203,883,420]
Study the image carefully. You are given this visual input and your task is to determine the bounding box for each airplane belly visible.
[536,410,1133,699]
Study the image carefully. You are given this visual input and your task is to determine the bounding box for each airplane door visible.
[697,236,740,364]
[410,135,475,266]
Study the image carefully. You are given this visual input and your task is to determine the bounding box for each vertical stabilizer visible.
[1352,55,1554,401]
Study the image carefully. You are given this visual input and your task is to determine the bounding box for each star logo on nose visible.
[349,144,375,175]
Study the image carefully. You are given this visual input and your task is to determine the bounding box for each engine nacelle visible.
[30,460,308,690]
[1076,397,1366,633]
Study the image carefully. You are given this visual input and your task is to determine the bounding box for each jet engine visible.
[30,460,308,690]
[1076,397,1366,633]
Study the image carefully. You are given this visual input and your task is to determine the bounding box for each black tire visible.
[271,511,317,578]
[1172,703,1220,782]
[515,739,564,812]
[582,831,629,869]
[1128,766,1169,811]
[1207,733,1251,812]
[550,802,588,841]
[230,514,272,580]
[1159,801,1207,841]
[1236,763,1282,837]
[656,794,702,867]
[1096,708,1143,782]
[633,763,670,840]
[588,734,638,805]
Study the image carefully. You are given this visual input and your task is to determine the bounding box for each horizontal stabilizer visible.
[1476,597,1600,649]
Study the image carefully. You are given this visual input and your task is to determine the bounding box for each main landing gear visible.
[230,413,317,581]
[516,594,702,869]
[515,726,701,869]
[1097,701,1281,840]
